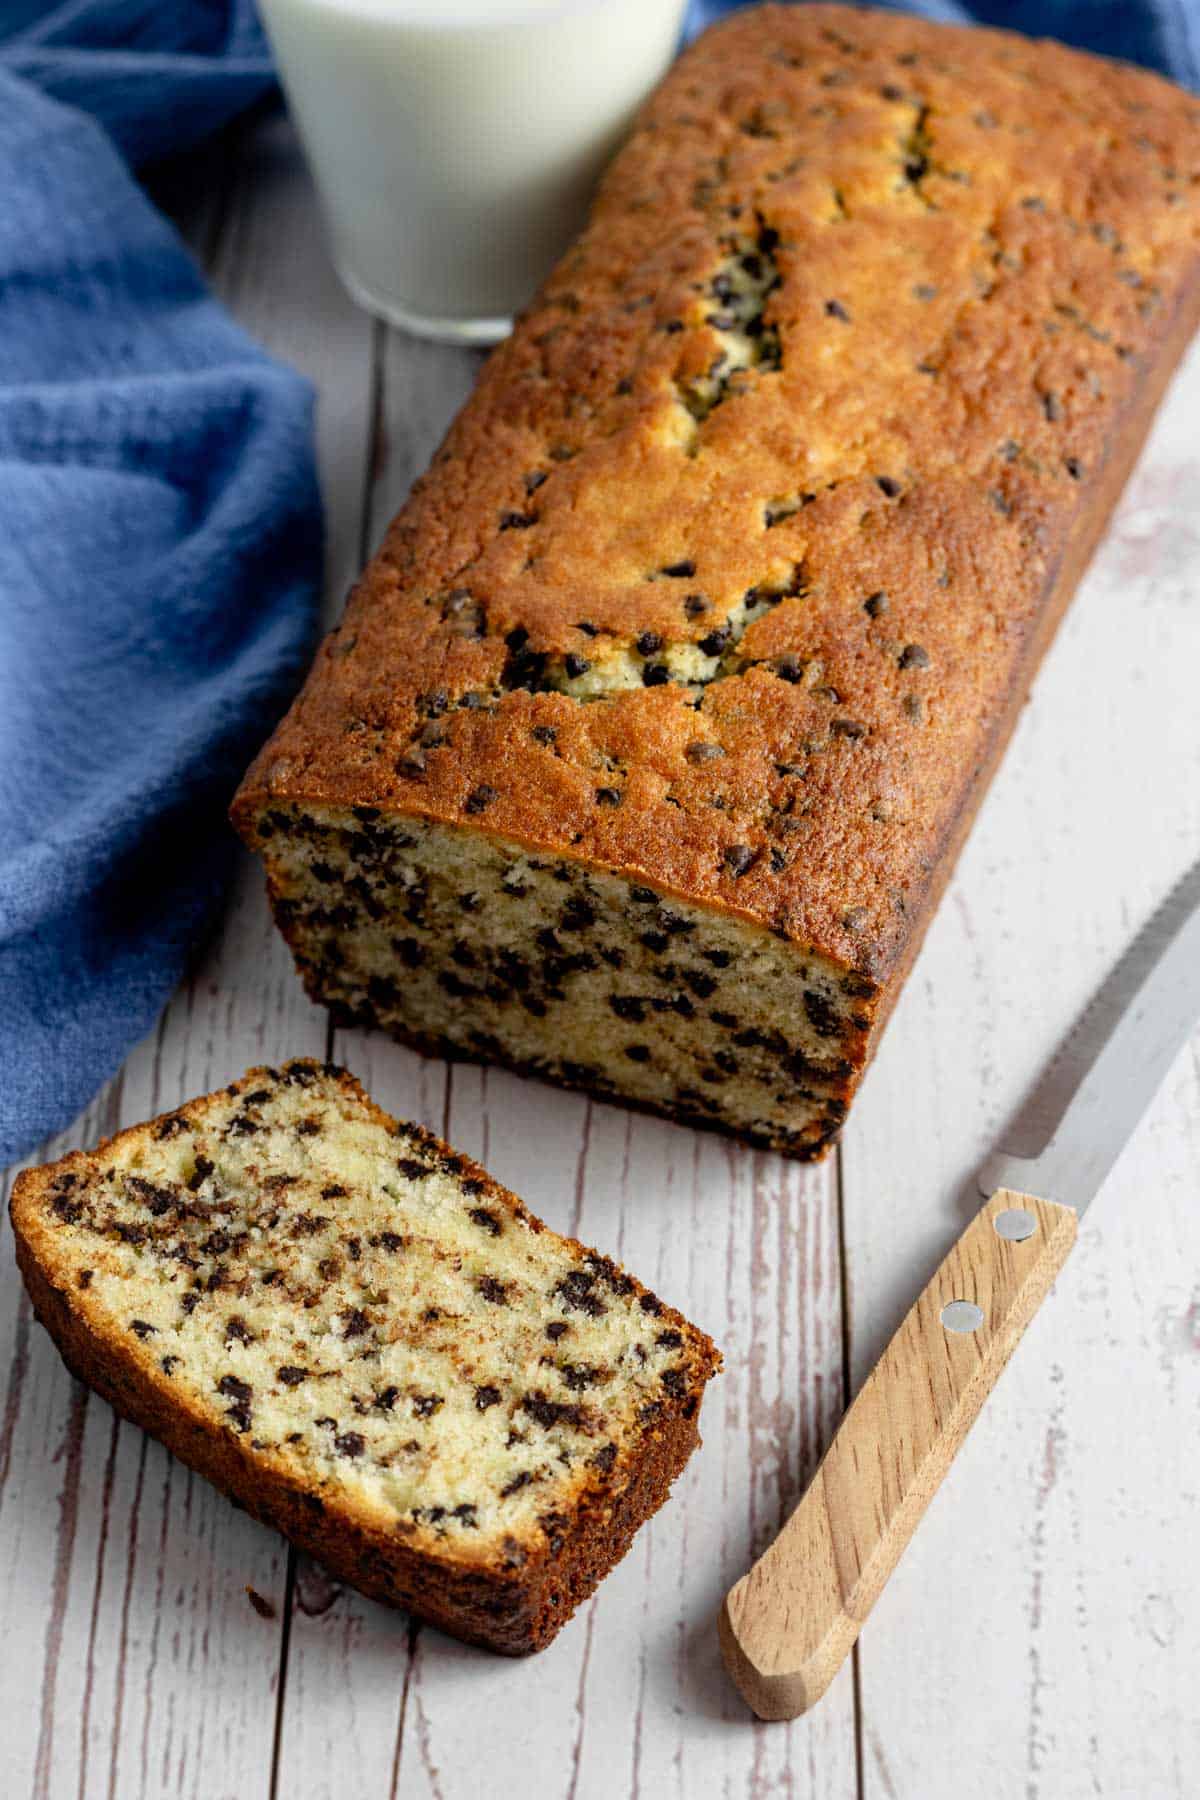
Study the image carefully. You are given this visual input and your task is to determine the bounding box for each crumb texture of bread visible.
[254,807,871,1158]
[233,5,1200,1154]
[10,1063,719,1654]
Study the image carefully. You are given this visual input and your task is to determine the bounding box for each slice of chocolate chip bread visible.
[10,1061,719,1654]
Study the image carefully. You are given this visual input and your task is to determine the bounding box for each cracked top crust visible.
[236,4,1200,980]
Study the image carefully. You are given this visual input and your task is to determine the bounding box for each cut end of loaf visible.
[241,805,876,1157]
[10,1062,719,1652]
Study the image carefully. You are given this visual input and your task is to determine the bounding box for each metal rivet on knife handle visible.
[940,1300,985,1333]
[994,1207,1038,1241]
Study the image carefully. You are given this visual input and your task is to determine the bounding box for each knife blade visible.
[977,855,1200,1212]
[720,857,1200,1723]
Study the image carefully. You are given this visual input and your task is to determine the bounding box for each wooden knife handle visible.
[719,1187,1078,1721]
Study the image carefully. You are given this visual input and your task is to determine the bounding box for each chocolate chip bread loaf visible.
[234,5,1200,1157]
[10,1062,718,1653]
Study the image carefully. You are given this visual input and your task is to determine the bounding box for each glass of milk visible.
[258,0,689,343]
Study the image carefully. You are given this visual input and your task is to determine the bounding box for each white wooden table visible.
[3,111,1199,1800]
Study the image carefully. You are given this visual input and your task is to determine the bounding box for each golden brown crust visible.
[10,1064,719,1653]
[233,7,1200,1160]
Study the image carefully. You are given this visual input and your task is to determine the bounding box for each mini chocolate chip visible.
[475,1385,502,1410]
[564,653,590,679]
[642,663,670,686]
[595,787,622,807]
[218,1375,252,1401]
[825,298,850,320]
[876,476,901,498]
[1064,456,1084,479]
[130,1320,156,1339]
[523,1392,586,1431]
[499,510,537,530]
[479,1277,508,1305]
[341,1308,370,1338]
[830,718,867,739]
[557,1271,606,1317]
[277,1366,308,1386]
[624,1044,651,1062]
[723,844,757,877]
[397,1157,431,1180]
[843,906,870,930]
[803,989,841,1037]
[412,1395,443,1418]
[335,1432,365,1458]
[684,594,708,617]
[128,1176,175,1214]
[698,625,731,657]
[637,631,663,656]
[470,1207,502,1236]
[661,560,696,577]
[531,724,556,745]
[465,785,498,814]
[685,740,725,764]
[396,752,426,779]
[898,644,930,670]
[863,591,889,617]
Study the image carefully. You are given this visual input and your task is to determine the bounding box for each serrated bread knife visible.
[719,860,1200,1721]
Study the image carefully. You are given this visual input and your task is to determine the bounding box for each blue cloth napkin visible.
[1,2,1195,1169]
[0,5,321,1165]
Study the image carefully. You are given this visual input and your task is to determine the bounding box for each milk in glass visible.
[259,0,688,341]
